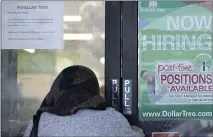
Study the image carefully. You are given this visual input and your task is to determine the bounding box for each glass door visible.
[122,1,213,137]
[1,1,121,136]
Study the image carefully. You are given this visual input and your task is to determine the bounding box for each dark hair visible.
[140,70,149,78]
[30,65,107,137]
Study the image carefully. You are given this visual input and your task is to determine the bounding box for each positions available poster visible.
[138,1,213,120]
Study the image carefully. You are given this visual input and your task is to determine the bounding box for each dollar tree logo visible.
[195,53,213,72]
[149,1,157,9]
[140,1,165,12]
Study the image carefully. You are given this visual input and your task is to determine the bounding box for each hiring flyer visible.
[138,1,213,120]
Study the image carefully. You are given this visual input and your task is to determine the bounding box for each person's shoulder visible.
[40,108,128,124]
[104,107,122,115]
[40,112,56,118]
[102,107,130,123]
[39,112,64,123]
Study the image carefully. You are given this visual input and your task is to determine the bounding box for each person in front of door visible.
[24,65,144,137]
[140,70,167,104]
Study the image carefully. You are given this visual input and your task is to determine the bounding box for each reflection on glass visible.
[1,1,105,136]
[138,1,212,137]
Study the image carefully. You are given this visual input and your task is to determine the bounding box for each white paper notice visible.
[2,1,64,49]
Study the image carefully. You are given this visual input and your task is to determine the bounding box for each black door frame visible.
[105,1,122,112]
[121,1,138,125]
[105,0,139,126]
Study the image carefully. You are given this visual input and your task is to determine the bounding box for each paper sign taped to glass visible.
[2,1,64,49]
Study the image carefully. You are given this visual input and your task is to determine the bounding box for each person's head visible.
[40,65,106,116]
[29,65,107,137]
[140,70,153,82]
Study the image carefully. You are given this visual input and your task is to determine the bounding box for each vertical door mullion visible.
[121,1,138,125]
[105,2,122,111]
[1,50,17,136]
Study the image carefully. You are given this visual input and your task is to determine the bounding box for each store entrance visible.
[1,1,213,137]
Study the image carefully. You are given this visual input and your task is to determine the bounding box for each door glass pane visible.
[1,1,105,136]
[138,1,213,136]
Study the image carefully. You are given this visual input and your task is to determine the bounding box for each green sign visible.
[138,1,213,120]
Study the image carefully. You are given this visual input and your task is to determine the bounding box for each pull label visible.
[111,79,119,108]
[123,79,132,115]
